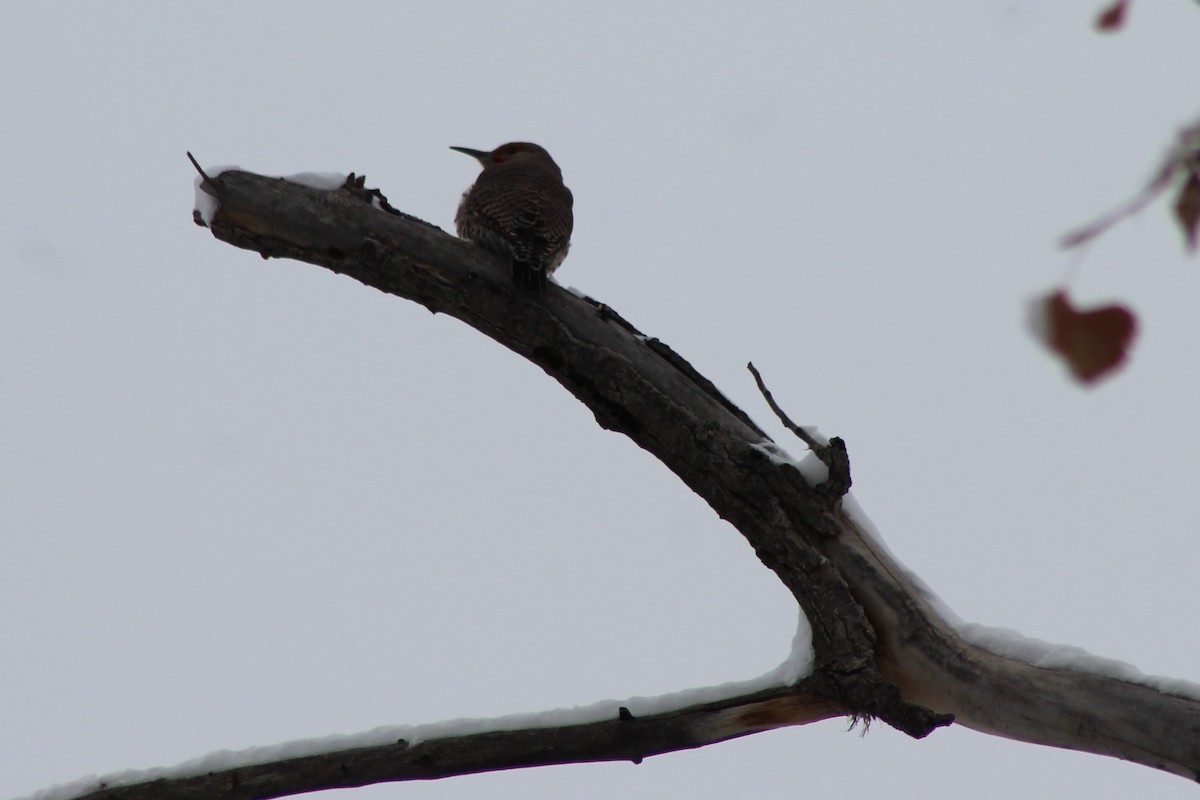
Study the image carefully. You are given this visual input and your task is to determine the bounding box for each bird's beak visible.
[449,146,489,162]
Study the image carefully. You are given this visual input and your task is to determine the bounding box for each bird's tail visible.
[511,261,548,294]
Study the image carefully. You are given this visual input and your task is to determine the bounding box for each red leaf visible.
[1096,0,1129,31]
[1038,291,1137,385]
[1173,171,1200,253]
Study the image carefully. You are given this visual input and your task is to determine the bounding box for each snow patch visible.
[750,440,829,485]
[191,164,239,227]
[959,623,1200,700]
[283,171,347,191]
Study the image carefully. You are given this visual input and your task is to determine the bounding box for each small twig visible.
[1060,115,1200,249]
[185,150,213,184]
[1058,167,1172,249]
[746,362,826,452]
[746,362,851,498]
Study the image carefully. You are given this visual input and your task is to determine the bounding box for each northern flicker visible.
[451,142,574,292]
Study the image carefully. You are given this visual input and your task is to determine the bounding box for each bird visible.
[450,142,574,293]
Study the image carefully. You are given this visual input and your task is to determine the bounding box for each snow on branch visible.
[27,683,839,800]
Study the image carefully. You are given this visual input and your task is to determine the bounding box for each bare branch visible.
[113,163,1200,798]
[191,166,944,732]
[64,688,842,800]
[746,361,825,451]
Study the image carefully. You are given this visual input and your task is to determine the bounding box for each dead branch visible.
[65,687,841,800]
[65,164,1197,799]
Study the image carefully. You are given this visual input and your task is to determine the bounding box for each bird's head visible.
[450,142,556,168]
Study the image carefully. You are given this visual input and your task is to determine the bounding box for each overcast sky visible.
[3,2,1200,799]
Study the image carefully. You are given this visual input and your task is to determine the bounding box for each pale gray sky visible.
[3,2,1199,798]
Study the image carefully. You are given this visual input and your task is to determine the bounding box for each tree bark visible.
[77,167,1196,800]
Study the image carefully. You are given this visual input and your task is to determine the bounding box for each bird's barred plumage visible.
[451,142,573,292]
